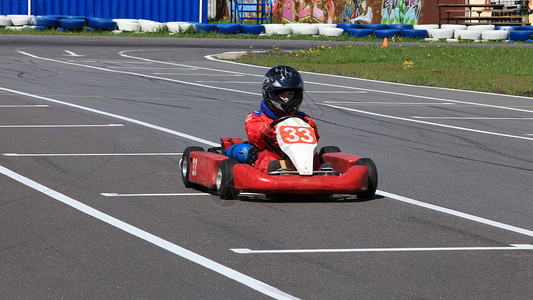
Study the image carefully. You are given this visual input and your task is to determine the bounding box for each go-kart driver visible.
[245,65,321,173]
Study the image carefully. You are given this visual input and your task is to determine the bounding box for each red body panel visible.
[233,164,368,195]
[321,152,362,173]
[189,150,369,195]
[188,151,227,189]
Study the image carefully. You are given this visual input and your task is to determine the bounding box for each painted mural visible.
[227,0,423,24]
[340,0,374,23]
[273,0,337,23]
[529,0,533,24]
[381,0,421,25]
[269,0,383,24]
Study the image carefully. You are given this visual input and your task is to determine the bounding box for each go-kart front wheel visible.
[216,159,240,200]
[355,158,378,199]
[180,146,204,188]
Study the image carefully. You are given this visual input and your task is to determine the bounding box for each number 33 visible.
[280,126,316,144]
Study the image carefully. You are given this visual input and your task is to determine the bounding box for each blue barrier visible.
[347,28,374,37]
[375,29,400,39]
[0,0,208,23]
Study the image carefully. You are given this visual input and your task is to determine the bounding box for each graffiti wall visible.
[270,0,383,23]
[381,0,421,25]
[226,0,426,24]
[529,0,533,24]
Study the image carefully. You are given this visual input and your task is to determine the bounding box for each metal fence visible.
[0,0,208,23]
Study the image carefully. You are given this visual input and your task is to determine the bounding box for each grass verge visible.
[231,44,533,97]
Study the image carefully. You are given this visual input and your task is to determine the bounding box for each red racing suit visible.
[245,101,320,173]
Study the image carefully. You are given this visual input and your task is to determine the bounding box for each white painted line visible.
[0,164,297,300]
[306,91,367,94]
[378,190,533,238]
[101,192,210,197]
[68,60,98,63]
[323,104,533,142]
[100,190,533,239]
[231,244,533,254]
[110,47,533,120]
[107,67,187,69]
[412,116,533,120]
[0,124,124,128]
[153,74,246,76]
[18,51,260,99]
[0,105,49,108]
[119,50,258,77]
[3,153,181,157]
[3,86,533,240]
[0,86,219,147]
[101,192,261,197]
[6,56,533,238]
[207,53,533,103]
[67,60,156,64]
[195,81,258,83]
[64,50,84,57]
[324,101,454,105]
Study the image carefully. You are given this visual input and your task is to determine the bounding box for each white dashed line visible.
[324,101,454,105]
[0,124,123,128]
[3,153,181,157]
[0,105,49,108]
[324,104,533,142]
[231,244,533,254]
[101,192,210,197]
[0,164,298,300]
[412,116,533,120]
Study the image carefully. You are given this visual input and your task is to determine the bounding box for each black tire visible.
[318,146,341,162]
[355,158,378,199]
[216,159,239,200]
[180,146,204,188]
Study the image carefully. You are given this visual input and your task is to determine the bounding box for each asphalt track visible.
[1,35,532,299]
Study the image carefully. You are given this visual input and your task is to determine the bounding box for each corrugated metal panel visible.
[0,0,207,23]
[0,0,26,15]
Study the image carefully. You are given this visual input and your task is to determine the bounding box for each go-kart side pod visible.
[181,148,227,189]
[321,153,377,199]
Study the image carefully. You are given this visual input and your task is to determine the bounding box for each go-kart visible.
[180,115,377,200]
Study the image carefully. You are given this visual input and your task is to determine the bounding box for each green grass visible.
[233,44,533,97]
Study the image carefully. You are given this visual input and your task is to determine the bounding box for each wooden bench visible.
[438,2,529,26]
[438,3,505,25]
[445,9,516,14]
[453,16,523,20]
[451,15,525,26]
[462,21,530,26]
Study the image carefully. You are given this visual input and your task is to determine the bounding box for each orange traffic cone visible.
[382,37,388,48]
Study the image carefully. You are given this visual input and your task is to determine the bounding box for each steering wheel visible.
[269,114,308,128]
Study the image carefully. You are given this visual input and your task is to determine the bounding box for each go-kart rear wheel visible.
[355,158,378,199]
[319,146,341,163]
[216,159,239,200]
[180,146,204,188]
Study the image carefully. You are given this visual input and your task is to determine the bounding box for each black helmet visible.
[262,65,304,116]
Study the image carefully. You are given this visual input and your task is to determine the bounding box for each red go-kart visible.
[180,115,377,200]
